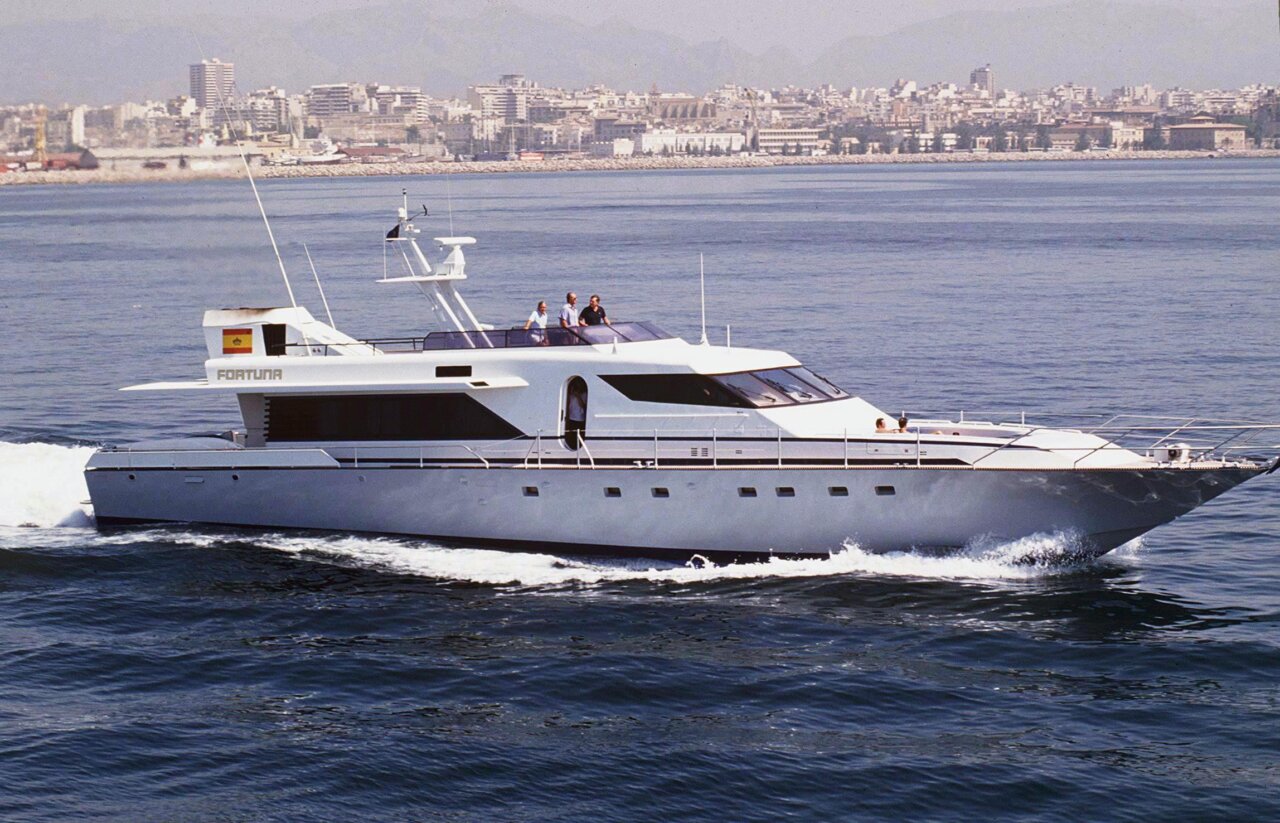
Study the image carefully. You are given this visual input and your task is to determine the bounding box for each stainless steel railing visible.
[103,417,1280,472]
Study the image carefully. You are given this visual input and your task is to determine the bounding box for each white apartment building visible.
[632,129,745,155]
[468,75,535,123]
[247,87,289,134]
[373,86,428,123]
[307,83,369,121]
[756,127,820,154]
[589,138,635,157]
[190,59,235,110]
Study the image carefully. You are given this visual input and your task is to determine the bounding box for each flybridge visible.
[201,193,684,357]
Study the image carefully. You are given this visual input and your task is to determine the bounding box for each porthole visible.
[231,474,240,481]
[738,487,757,498]
[604,487,621,498]
[651,487,670,498]
[828,486,848,497]
[776,487,796,498]
[523,486,539,497]
[875,485,896,496]
[127,473,136,481]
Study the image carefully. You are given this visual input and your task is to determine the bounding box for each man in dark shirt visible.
[579,294,611,326]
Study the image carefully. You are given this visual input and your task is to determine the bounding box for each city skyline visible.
[1,0,1274,105]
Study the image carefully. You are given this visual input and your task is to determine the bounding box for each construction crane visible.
[33,105,48,168]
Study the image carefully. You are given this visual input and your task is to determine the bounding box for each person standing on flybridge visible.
[559,292,579,329]
[524,300,549,344]
[524,301,548,330]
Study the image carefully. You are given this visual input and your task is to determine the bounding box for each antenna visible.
[698,253,708,345]
[194,39,297,309]
[445,173,455,236]
[303,244,335,327]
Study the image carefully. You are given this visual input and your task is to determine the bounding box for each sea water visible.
[2,160,1279,820]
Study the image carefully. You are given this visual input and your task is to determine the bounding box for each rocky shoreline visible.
[4,148,1278,187]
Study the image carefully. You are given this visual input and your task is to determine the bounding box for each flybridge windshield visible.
[602,367,850,409]
[422,321,674,350]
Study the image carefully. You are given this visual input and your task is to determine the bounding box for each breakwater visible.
[4,148,1279,187]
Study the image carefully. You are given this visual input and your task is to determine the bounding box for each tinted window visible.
[601,374,751,408]
[266,393,523,441]
[714,372,789,407]
[788,367,849,399]
[755,368,825,403]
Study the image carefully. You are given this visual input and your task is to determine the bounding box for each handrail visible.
[105,416,1280,474]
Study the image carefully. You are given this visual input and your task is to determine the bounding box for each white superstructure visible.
[85,197,1279,560]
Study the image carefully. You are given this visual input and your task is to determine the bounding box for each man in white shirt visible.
[524,301,548,330]
[559,292,579,329]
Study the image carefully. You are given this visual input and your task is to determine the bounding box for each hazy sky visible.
[6,0,1239,55]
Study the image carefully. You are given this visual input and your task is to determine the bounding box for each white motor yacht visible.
[85,197,1279,561]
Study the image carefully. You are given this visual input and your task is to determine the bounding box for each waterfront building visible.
[1168,115,1250,150]
[190,59,235,109]
[593,117,647,141]
[632,129,744,155]
[1048,123,1110,150]
[589,138,635,157]
[756,127,821,155]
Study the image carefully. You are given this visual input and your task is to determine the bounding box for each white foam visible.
[0,442,95,528]
[256,528,1125,588]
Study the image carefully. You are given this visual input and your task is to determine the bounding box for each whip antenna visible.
[303,244,335,327]
[194,39,297,309]
[698,253,708,345]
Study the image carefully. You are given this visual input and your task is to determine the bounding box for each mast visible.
[379,191,492,346]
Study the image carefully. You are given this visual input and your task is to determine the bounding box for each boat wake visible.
[254,530,1136,587]
[0,440,1138,586]
[0,441,95,529]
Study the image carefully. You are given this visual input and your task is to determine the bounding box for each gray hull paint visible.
[85,464,1263,558]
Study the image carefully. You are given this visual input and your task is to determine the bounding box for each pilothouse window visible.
[600,374,752,408]
[710,372,790,407]
[755,369,824,403]
[601,368,850,409]
[787,367,849,399]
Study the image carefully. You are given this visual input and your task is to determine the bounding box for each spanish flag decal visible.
[222,328,254,354]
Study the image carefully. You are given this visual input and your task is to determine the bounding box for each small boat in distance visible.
[85,195,1280,561]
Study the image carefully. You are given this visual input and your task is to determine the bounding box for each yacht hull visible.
[85,462,1266,560]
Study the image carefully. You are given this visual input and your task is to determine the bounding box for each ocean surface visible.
[2,160,1280,821]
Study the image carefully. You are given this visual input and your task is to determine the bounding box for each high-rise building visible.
[373,85,428,123]
[970,64,994,97]
[306,83,368,120]
[248,87,290,134]
[190,58,236,109]
[468,75,535,123]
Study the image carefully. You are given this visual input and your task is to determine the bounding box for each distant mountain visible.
[809,1,1277,90]
[0,0,1273,105]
